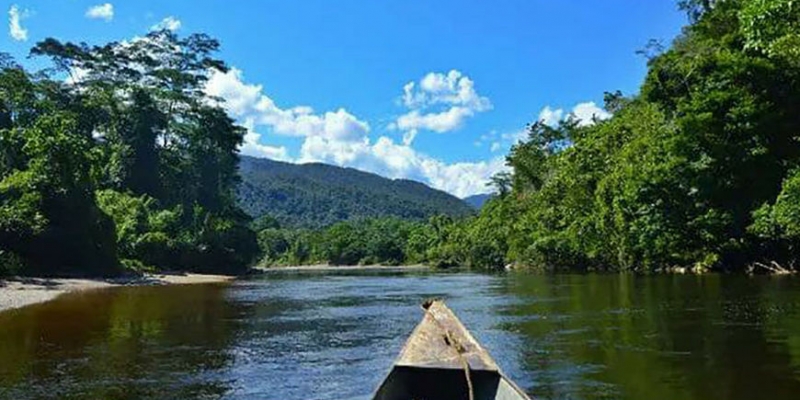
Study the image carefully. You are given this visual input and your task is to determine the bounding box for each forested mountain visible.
[463,194,494,209]
[256,0,800,272]
[5,0,799,275]
[237,156,473,228]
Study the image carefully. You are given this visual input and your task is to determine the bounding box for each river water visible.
[1,270,799,399]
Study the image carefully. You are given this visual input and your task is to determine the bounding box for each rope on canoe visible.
[422,300,475,400]
[444,330,475,400]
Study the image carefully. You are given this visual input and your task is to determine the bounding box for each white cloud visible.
[8,5,28,41]
[206,68,370,142]
[402,129,418,146]
[538,101,612,127]
[204,67,503,197]
[240,119,290,161]
[299,135,507,197]
[419,155,507,198]
[86,3,114,21]
[394,70,491,144]
[204,68,261,116]
[571,101,612,126]
[151,16,181,31]
[538,106,564,127]
[396,106,474,133]
[65,67,89,85]
[299,136,371,165]
[402,70,491,111]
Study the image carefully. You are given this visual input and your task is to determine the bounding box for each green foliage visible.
[750,170,800,239]
[8,0,800,276]
[463,193,494,209]
[740,0,800,65]
[237,156,474,229]
[0,110,119,276]
[0,250,26,277]
[377,0,800,273]
[0,32,257,277]
[257,228,291,266]
[251,214,281,231]
[251,1,800,273]
[256,217,439,268]
[254,213,511,270]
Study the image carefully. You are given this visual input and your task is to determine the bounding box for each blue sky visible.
[3,1,687,197]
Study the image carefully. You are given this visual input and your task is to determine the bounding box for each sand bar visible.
[0,273,233,313]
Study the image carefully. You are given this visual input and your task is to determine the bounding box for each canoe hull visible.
[373,366,529,400]
[372,300,532,400]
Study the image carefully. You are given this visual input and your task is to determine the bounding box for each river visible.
[1,270,799,399]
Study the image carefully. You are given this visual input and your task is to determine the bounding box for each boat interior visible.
[373,366,525,400]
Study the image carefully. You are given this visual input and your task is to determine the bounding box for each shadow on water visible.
[1,271,800,400]
[0,283,242,399]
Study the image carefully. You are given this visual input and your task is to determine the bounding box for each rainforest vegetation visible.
[237,155,473,229]
[0,31,258,276]
[255,0,800,273]
[3,0,800,276]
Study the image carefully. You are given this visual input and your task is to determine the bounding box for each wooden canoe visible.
[372,300,532,400]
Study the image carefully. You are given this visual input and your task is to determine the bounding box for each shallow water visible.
[1,271,799,399]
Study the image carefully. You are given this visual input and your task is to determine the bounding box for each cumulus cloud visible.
[239,119,290,161]
[401,70,491,111]
[538,101,612,127]
[86,3,114,21]
[571,102,612,126]
[204,67,504,197]
[421,155,507,197]
[8,4,28,41]
[538,106,564,127]
[151,16,181,31]
[206,68,370,142]
[396,106,473,133]
[298,135,507,197]
[393,70,491,144]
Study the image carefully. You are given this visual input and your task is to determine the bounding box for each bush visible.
[0,250,26,277]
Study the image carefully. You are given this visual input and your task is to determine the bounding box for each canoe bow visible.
[372,299,532,400]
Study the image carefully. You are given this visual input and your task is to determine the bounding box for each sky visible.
[2,1,687,197]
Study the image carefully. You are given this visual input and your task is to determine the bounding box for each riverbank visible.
[0,273,234,313]
[255,264,430,272]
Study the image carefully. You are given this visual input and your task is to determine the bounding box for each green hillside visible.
[237,156,473,228]
[463,193,494,209]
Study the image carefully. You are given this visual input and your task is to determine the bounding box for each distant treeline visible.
[255,0,800,273]
[253,215,505,268]
[1,31,258,276]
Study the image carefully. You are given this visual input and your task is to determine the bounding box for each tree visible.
[1,110,119,276]
[0,31,259,277]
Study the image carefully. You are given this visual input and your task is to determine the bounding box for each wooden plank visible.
[394,300,500,371]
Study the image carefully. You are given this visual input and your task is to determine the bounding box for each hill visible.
[237,156,474,228]
[463,193,494,209]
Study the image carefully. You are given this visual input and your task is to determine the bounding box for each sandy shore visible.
[0,273,234,313]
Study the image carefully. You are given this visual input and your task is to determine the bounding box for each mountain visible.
[237,156,474,228]
[463,193,494,209]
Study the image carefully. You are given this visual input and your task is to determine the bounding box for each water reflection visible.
[497,274,800,400]
[0,284,239,399]
[1,272,799,400]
